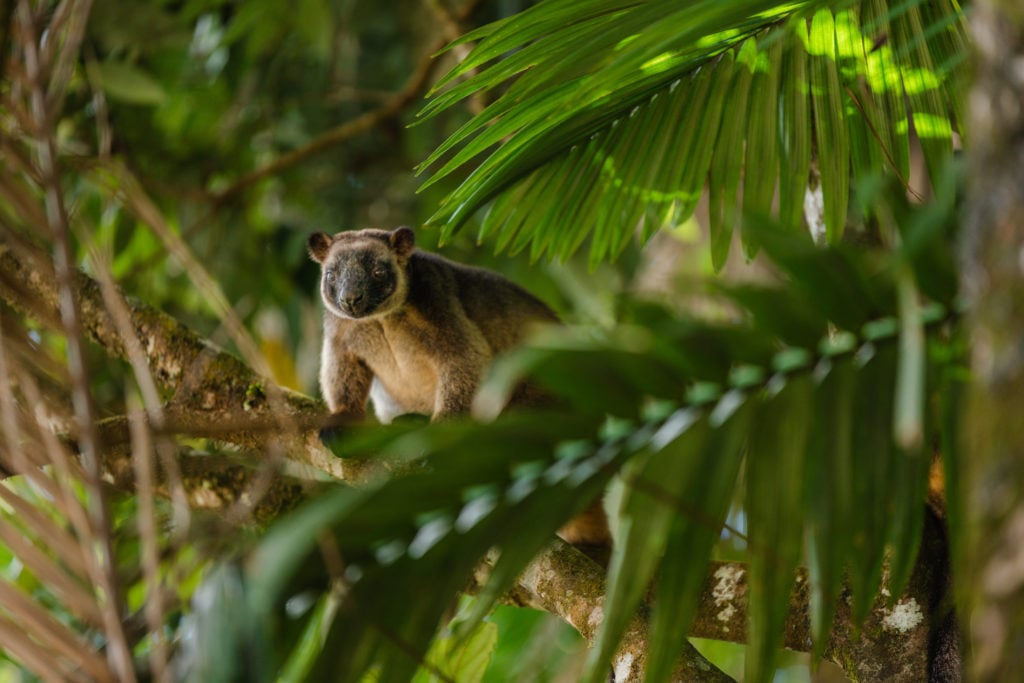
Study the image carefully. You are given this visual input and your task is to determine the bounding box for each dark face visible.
[308,228,415,320]
[321,246,401,319]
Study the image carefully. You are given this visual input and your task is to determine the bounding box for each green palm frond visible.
[419,0,967,268]
[193,181,964,682]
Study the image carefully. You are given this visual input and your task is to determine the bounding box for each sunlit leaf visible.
[709,38,757,270]
[778,21,811,232]
[808,9,850,243]
[741,37,783,256]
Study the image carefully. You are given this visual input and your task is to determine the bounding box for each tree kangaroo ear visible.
[307,232,333,263]
[389,227,416,258]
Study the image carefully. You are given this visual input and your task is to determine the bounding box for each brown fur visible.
[309,227,558,421]
[309,227,609,548]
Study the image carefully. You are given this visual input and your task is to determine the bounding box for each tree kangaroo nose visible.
[343,292,364,308]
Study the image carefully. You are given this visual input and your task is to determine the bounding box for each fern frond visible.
[420,0,967,267]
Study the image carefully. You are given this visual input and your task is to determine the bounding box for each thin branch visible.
[0,579,113,683]
[14,2,134,678]
[0,613,89,683]
[127,406,171,683]
[209,0,484,204]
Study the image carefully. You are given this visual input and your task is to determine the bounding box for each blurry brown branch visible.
[99,434,312,526]
[963,2,1024,679]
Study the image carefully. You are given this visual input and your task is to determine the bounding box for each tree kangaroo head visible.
[308,227,416,320]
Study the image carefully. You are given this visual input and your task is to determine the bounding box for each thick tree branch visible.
[481,542,735,683]
[98,433,311,526]
[496,513,952,683]
[0,237,381,483]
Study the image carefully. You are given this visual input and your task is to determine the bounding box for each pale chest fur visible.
[327,306,491,419]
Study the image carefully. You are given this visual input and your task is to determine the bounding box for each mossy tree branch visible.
[501,512,951,683]
[0,237,377,482]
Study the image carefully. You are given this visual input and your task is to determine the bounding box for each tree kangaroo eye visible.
[325,271,335,282]
[372,267,388,279]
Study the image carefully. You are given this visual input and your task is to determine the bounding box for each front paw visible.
[317,412,359,448]
[318,424,343,446]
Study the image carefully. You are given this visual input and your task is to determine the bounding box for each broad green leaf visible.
[632,86,689,245]
[937,334,967,596]
[86,60,167,105]
[893,3,954,186]
[745,376,811,683]
[894,165,960,305]
[847,343,897,623]
[591,107,661,266]
[861,0,911,181]
[709,38,757,270]
[585,412,708,683]
[747,221,877,330]
[189,565,271,683]
[546,139,613,261]
[673,52,734,229]
[809,9,850,243]
[843,7,890,203]
[777,21,811,232]
[460,436,622,636]
[420,0,965,266]
[919,0,969,141]
[277,592,340,683]
[804,358,854,661]
[884,445,929,606]
[724,284,828,348]
[741,36,783,256]
[645,395,752,683]
[895,267,926,454]
[606,92,677,249]
[884,266,929,599]
[248,488,371,617]
[412,620,497,683]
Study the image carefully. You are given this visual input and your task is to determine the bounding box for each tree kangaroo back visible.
[308,227,608,547]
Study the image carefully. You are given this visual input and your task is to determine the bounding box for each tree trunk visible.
[963,1,1024,679]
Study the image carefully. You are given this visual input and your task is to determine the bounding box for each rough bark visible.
[497,513,950,683]
[97,429,311,526]
[0,238,380,484]
[483,543,733,683]
[962,1,1024,680]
